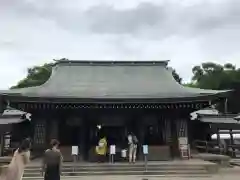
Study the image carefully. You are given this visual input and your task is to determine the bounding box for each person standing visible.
[0,138,31,180]
[42,139,63,180]
[95,136,107,162]
[128,132,138,163]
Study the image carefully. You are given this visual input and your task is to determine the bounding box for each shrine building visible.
[0,60,230,161]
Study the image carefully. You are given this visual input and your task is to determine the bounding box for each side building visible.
[0,108,31,156]
[0,60,230,161]
[194,113,240,157]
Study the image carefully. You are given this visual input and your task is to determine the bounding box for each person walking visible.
[42,139,63,180]
[0,138,31,180]
[128,132,138,163]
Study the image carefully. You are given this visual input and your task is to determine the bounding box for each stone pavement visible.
[57,173,240,180]
[22,165,240,180]
[28,167,240,180]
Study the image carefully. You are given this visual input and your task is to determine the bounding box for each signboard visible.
[179,144,188,150]
[178,137,189,158]
[71,146,78,155]
[178,137,188,145]
[143,145,148,155]
[178,137,188,150]
[110,145,116,155]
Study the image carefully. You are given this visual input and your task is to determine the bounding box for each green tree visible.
[11,63,53,89]
[191,62,240,90]
[172,69,182,84]
[11,58,70,89]
[190,62,240,113]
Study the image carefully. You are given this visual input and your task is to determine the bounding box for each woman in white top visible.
[0,138,31,180]
[128,133,138,163]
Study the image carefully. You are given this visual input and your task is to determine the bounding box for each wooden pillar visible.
[216,128,221,154]
[170,118,178,158]
[224,98,228,113]
[164,118,172,144]
[174,118,188,158]
[229,129,235,157]
[137,121,144,160]
[0,135,4,156]
[0,97,5,155]
[79,121,86,161]
[49,119,59,140]
[216,129,220,146]
[0,96,6,114]
[0,96,3,114]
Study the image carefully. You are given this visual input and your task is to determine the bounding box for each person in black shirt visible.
[42,139,63,180]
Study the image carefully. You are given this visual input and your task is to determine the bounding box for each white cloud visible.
[0,0,240,89]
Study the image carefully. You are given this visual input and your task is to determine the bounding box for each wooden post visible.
[206,141,208,153]
[170,118,178,159]
[230,129,235,157]
[79,125,86,161]
[49,119,59,140]
[0,135,4,156]
[0,96,4,113]
[137,122,144,160]
[224,98,228,113]
[216,129,221,154]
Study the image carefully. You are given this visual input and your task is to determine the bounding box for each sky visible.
[0,0,240,89]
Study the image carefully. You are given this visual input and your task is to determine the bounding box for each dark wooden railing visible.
[193,139,240,158]
[193,140,224,154]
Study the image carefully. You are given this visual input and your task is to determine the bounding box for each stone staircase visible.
[22,160,219,179]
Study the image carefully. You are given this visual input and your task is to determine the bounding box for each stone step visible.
[24,166,206,173]
[23,160,219,177]
[230,159,240,166]
[25,164,206,169]
[23,169,208,177]
[22,174,212,180]
[26,163,210,168]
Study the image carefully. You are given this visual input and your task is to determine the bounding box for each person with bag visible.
[128,132,138,163]
[0,138,31,180]
[42,139,63,180]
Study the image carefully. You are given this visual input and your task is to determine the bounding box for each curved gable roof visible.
[0,60,231,102]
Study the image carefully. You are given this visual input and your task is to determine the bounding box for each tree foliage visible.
[11,58,70,89]
[191,62,240,90]
[11,63,53,89]
[190,62,240,113]
[172,69,182,84]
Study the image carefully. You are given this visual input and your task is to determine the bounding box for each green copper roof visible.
[0,60,231,101]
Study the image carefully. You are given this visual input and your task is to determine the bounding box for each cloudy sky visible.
[0,0,240,89]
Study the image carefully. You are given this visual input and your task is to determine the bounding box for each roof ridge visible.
[53,60,170,66]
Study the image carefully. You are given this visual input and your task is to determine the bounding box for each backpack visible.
[132,135,138,144]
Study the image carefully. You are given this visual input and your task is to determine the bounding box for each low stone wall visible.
[148,146,171,161]
[60,146,74,162]
[192,153,231,167]
[0,157,11,165]
[0,156,11,174]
